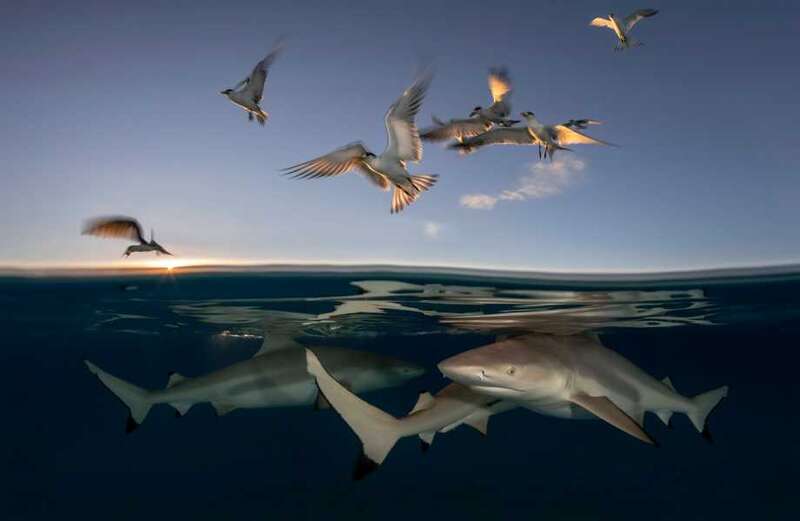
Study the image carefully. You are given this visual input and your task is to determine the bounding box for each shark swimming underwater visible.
[85,323,425,433]
[306,349,514,479]
[438,333,729,445]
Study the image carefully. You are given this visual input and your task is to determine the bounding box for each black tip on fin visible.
[702,426,714,444]
[352,451,379,481]
[175,410,182,419]
[167,371,176,376]
[125,415,139,434]
[420,440,430,453]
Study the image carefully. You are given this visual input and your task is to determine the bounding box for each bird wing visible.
[562,119,602,130]
[420,118,491,142]
[488,67,512,103]
[82,216,146,244]
[282,143,369,180]
[384,72,432,162]
[624,9,658,32]
[358,164,391,191]
[590,17,614,29]
[462,127,533,148]
[245,39,285,104]
[551,125,611,146]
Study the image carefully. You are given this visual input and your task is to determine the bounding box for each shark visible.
[85,324,425,433]
[438,333,729,445]
[306,348,515,479]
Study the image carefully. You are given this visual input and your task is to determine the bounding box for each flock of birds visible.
[81,8,659,257]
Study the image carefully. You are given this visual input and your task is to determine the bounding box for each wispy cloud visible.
[459,194,498,210]
[460,157,586,210]
[423,221,443,239]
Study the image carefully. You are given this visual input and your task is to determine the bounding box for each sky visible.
[1,0,799,272]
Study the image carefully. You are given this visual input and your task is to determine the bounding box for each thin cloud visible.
[423,221,443,239]
[461,157,586,210]
[460,194,498,210]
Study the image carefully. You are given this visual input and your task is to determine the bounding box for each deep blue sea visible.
[3,268,799,520]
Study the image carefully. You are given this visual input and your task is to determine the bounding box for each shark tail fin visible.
[688,385,729,439]
[305,349,402,479]
[84,360,152,432]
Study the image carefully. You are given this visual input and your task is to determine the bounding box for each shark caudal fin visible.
[305,349,402,479]
[687,385,729,440]
[84,360,152,432]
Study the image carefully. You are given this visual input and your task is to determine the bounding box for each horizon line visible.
[2,259,800,283]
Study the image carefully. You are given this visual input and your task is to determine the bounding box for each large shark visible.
[85,326,425,433]
[306,349,514,479]
[438,333,729,445]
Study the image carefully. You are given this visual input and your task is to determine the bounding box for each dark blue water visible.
[3,269,799,519]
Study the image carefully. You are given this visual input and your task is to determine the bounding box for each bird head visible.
[364,151,376,159]
[469,106,482,117]
[520,111,535,118]
[220,89,233,96]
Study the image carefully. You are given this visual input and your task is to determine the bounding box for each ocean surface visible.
[3,267,799,520]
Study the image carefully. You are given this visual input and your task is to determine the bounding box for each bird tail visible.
[255,112,267,126]
[687,385,729,440]
[84,360,153,432]
[409,174,438,192]
[305,349,402,479]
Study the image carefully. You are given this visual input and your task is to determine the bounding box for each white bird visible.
[420,68,518,143]
[470,67,518,126]
[450,113,609,159]
[82,216,172,257]
[283,73,437,214]
[590,9,659,50]
[220,39,284,125]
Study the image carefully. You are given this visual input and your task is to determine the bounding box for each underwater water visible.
[3,268,799,520]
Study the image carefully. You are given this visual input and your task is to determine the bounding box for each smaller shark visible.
[438,333,728,445]
[86,322,424,433]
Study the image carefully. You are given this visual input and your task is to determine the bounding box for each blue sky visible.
[1,0,798,271]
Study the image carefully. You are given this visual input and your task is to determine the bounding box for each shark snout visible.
[438,356,483,385]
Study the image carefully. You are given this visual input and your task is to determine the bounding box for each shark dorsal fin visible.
[661,376,676,392]
[408,391,435,415]
[166,372,186,388]
[569,392,656,445]
[254,312,313,356]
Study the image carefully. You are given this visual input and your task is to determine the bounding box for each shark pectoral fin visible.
[170,402,193,417]
[408,391,435,414]
[212,401,237,416]
[464,414,489,436]
[166,371,187,388]
[314,392,331,410]
[418,431,435,452]
[569,393,656,446]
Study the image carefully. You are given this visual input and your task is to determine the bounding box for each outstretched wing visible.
[459,127,533,148]
[624,9,658,32]
[282,143,370,180]
[488,67,512,103]
[420,117,491,142]
[551,125,612,146]
[590,17,614,29]
[384,72,432,162]
[82,216,146,244]
[245,38,285,103]
[562,119,602,130]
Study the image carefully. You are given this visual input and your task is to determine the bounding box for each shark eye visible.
[506,366,516,376]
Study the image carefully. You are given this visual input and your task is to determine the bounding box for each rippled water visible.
[3,269,799,519]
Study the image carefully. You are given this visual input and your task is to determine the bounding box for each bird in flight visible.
[282,72,437,214]
[82,216,172,257]
[420,67,517,144]
[220,38,284,125]
[450,113,609,159]
[590,9,659,50]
